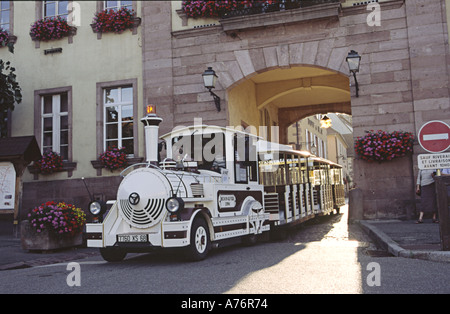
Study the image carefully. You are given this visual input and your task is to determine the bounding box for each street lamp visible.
[346,50,361,97]
[202,67,221,112]
[320,115,332,129]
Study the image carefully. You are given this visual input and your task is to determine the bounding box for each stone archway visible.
[222,64,351,144]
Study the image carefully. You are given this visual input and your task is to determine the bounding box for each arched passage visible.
[226,65,351,144]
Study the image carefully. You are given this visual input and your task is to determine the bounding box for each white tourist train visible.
[85,107,346,262]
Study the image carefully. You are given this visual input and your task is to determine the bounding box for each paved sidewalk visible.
[359,219,450,263]
[0,220,99,271]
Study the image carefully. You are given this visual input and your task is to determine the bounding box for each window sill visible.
[0,34,17,46]
[91,156,144,176]
[28,161,77,180]
[30,26,77,48]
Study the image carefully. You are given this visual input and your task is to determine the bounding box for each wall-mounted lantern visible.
[202,67,221,112]
[346,50,361,97]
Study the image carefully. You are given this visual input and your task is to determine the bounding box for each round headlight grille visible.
[120,197,166,229]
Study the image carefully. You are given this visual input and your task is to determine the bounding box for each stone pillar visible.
[141,1,174,135]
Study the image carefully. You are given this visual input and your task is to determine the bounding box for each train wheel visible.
[100,247,127,262]
[185,217,210,261]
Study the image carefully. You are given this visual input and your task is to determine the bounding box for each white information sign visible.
[418,153,450,170]
[218,194,236,209]
[0,162,15,210]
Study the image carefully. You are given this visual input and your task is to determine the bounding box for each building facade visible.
[0,1,145,219]
[1,0,450,221]
[287,115,328,158]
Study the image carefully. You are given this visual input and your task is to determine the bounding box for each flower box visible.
[91,156,143,176]
[99,146,128,171]
[21,220,82,251]
[182,0,254,19]
[29,16,77,42]
[21,201,86,251]
[91,8,141,35]
[0,28,16,52]
[30,151,63,174]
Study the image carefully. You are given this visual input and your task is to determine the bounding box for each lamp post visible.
[202,67,221,112]
[346,50,361,97]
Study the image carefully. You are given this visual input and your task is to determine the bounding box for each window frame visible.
[33,86,76,178]
[96,79,139,159]
[104,0,133,11]
[43,0,69,19]
[40,93,69,160]
[0,1,11,31]
[103,86,134,156]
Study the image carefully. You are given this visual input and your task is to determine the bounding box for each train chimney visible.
[140,105,163,163]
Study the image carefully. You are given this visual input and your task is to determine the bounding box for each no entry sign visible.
[418,120,450,153]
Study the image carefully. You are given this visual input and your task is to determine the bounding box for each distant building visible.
[287,115,328,158]
[326,114,354,191]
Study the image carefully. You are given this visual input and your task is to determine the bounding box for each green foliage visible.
[0,59,21,137]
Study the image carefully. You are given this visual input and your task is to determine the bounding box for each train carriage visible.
[85,109,346,262]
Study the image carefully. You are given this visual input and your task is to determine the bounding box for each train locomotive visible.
[85,108,346,262]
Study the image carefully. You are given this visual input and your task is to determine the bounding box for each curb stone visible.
[358,220,450,264]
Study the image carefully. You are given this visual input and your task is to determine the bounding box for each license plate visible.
[117,234,148,243]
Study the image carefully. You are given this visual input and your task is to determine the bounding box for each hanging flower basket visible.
[29,16,76,41]
[355,130,415,162]
[91,8,140,34]
[21,201,86,251]
[99,146,128,171]
[31,151,63,174]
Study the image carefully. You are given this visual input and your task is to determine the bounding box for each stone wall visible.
[21,176,122,221]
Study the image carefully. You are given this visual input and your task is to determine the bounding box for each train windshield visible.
[171,132,226,173]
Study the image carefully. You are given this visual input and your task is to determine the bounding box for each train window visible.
[287,155,300,185]
[258,158,276,186]
[172,132,226,173]
[233,134,258,183]
[274,154,286,186]
[300,157,308,184]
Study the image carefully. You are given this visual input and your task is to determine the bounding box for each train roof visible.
[160,124,262,141]
[160,124,342,168]
[258,141,342,168]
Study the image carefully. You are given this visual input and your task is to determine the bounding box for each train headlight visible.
[89,201,102,215]
[89,200,106,222]
[166,197,184,214]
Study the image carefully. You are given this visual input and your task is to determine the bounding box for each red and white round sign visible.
[418,120,450,153]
